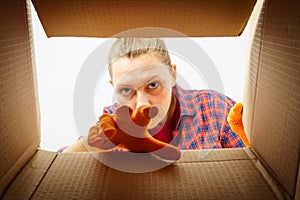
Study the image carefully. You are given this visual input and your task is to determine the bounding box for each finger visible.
[89,137,116,150]
[98,114,122,146]
[115,105,144,135]
[115,105,133,123]
[88,127,116,149]
[228,103,243,124]
[133,105,158,126]
[89,125,100,134]
[88,126,101,143]
[99,114,117,138]
[232,103,243,115]
[88,125,102,145]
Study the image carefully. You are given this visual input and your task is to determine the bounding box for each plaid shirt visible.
[103,84,245,149]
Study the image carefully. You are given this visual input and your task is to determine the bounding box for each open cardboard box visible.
[0,0,299,199]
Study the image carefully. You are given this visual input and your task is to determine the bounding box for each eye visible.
[120,88,133,96]
[148,82,159,89]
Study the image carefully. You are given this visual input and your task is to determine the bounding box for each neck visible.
[165,94,177,123]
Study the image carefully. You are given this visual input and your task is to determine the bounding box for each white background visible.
[31,4,251,151]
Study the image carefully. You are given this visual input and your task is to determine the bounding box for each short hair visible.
[108,38,172,79]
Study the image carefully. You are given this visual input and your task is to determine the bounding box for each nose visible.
[135,91,150,109]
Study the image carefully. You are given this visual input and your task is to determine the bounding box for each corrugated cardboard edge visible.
[2,150,57,200]
[243,0,265,142]
[26,0,41,139]
[0,143,39,198]
[247,147,289,200]
[248,0,266,145]
[295,162,300,200]
[178,147,255,163]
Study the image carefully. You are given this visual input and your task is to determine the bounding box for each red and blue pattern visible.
[104,84,245,150]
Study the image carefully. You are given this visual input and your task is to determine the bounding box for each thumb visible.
[227,102,243,125]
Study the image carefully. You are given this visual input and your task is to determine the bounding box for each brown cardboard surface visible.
[1,0,300,199]
[2,150,57,200]
[29,150,279,200]
[84,147,257,173]
[243,0,265,142]
[178,147,256,163]
[31,0,256,38]
[295,162,300,200]
[0,0,40,197]
[250,0,300,198]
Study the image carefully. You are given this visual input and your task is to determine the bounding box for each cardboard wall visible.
[32,0,256,37]
[0,0,40,196]
[244,0,300,198]
[243,0,265,142]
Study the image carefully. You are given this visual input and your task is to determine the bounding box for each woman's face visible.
[110,53,176,128]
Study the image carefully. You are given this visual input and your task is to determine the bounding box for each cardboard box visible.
[0,0,299,199]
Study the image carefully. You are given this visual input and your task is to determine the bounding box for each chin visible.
[147,104,168,129]
[148,115,167,129]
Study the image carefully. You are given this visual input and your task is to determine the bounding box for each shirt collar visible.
[172,84,196,117]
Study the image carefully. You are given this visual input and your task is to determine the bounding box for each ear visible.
[171,64,177,87]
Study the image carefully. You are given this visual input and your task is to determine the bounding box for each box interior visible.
[0,0,299,199]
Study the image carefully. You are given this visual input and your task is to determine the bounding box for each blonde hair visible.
[108,38,172,78]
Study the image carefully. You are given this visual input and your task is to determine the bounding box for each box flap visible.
[31,0,256,38]
[0,0,41,197]
[28,150,281,199]
[245,0,300,198]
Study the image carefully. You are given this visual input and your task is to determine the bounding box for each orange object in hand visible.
[98,105,181,161]
[227,103,250,146]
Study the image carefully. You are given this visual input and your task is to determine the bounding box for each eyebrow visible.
[143,75,159,85]
[116,75,159,89]
[115,83,132,89]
